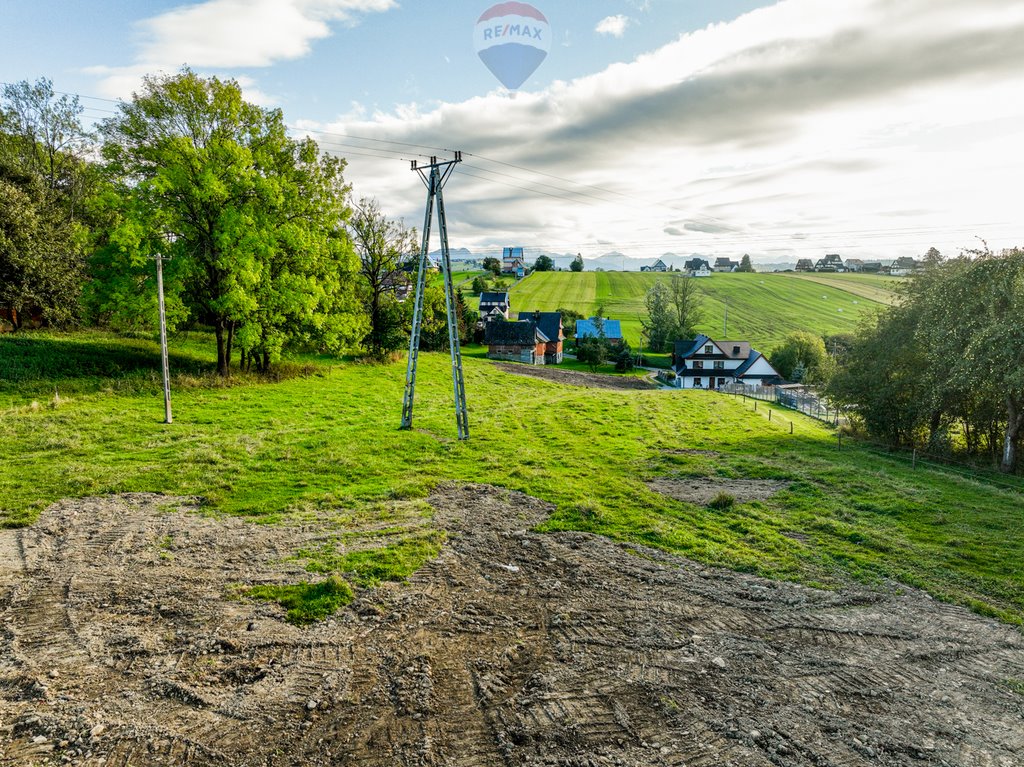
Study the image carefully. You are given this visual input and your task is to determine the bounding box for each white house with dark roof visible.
[671,334,781,389]
[641,258,668,272]
[478,291,510,322]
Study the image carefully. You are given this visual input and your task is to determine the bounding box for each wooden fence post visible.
[790,421,794,434]
[912,449,917,469]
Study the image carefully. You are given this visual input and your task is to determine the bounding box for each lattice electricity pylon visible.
[401,152,469,440]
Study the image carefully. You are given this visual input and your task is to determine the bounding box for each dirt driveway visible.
[1,486,1022,766]
[494,362,657,390]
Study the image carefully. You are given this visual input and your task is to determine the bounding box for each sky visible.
[2,0,1023,265]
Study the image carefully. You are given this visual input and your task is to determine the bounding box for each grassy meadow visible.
[2,329,1023,626]
[508,271,898,350]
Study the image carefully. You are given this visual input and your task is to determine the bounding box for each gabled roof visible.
[485,320,548,345]
[517,311,563,342]
[479,291,510,306]
[735,350,782,380]
[502,247,524,259]
[576,318,623,340]
[714,257,737,266]
[684,258,711,270]
[674,335,713,358]
[653,259,667,268]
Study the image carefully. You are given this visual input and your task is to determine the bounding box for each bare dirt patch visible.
[495,362,657,390]
[648,477,791,505]
[2,487,1023,766]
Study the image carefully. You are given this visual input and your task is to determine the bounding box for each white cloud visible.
[88,0,395,98]
[595,15,630,38]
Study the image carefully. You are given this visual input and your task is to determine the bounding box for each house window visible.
[693,378,702,388]
[704,345,713,354]
[693,361,703,369]
[718,377,726,386]
[714,361,724,370]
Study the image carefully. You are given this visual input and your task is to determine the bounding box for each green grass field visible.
[508,271,897,351]
[2,330,1022,626]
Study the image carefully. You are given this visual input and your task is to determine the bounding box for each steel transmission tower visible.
[401,153,469,440]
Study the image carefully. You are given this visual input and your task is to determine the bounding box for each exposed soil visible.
[647,477,791,505]
[2,486,1023,766]
[495,362,657,390]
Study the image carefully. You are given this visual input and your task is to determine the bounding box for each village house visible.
[381,272,413,302]
[684,258,712,277]
[795,258,815,272]
[814,254,845,272]
[502,247,526,278]
[478,291,510,323]
[713,257,739,272]
[575,317,624,347]
[671,334,782,389]
[640,258,668,273]
[889,256,921,276]
[517,311,564,364]
[485,319,549,365]
[843,258,865,272]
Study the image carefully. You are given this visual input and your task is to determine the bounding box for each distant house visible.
[684,258,712,277]
[575,317,624,347]
[795,258,815,272]
[889,256,921,276]
[382,272,413,302]
[713,257,739,273]
[843,258,865,272]
[485,319,549,365]
[478,291,510,322]
[517,311,564,364]
[502,247,526,278]
[814,254,845,272]
[671,334,781,389]
[640,258,668,273]
[859,261,884,273]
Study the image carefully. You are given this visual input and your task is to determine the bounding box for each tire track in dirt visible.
[1,487,1023,766]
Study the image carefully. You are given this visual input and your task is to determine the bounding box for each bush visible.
[708,492,736,510]
[614,343,635,373]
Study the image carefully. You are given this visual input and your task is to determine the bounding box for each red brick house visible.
[517,311,563,364]
[485,319,549,365]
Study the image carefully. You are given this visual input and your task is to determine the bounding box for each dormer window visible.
[733,346,741,355]
[704,344,713,354]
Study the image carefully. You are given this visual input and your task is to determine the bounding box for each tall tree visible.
[570,253,584,272]
[482,256,501,276]
[737,254,754,272]
[769,332,831,383]
[349,197,416,359]
[642,280,675,352]
[99,70,363,375]
[669,273,703,340]
[0,79,93,328]
[534,254,554,272]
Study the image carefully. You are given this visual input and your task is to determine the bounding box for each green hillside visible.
[2,332,1022,626]
[508,271,892,351]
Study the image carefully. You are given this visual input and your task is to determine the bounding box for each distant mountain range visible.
[444,247,796,272]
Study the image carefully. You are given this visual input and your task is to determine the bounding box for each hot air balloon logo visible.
[474,2,550,90]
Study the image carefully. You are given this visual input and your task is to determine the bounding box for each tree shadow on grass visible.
[0,332,214,395]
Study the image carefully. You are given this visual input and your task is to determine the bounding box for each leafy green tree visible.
[669,273,704,340]
[770,332,831,383]
[534,254,554,272]
[570,253,584,272]
[98,70,363,375]
[482,256,501,277]
[0,78,93,327]
[350,197,417,360]
[614,341,635,372]
[641,280,675,352]
[576,337,607,372]
[557,307,583,339]
[471,275,489,295]
[737,254,754,272]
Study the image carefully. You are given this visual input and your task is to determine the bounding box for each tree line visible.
[827,248,1024,474]
[1,72,466,372]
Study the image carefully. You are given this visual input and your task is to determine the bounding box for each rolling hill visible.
[508,271,897,351]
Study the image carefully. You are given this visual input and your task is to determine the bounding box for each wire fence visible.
[718,384,1024,493]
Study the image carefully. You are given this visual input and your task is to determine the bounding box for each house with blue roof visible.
[575,317,624,347]
[671,334,781,389]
